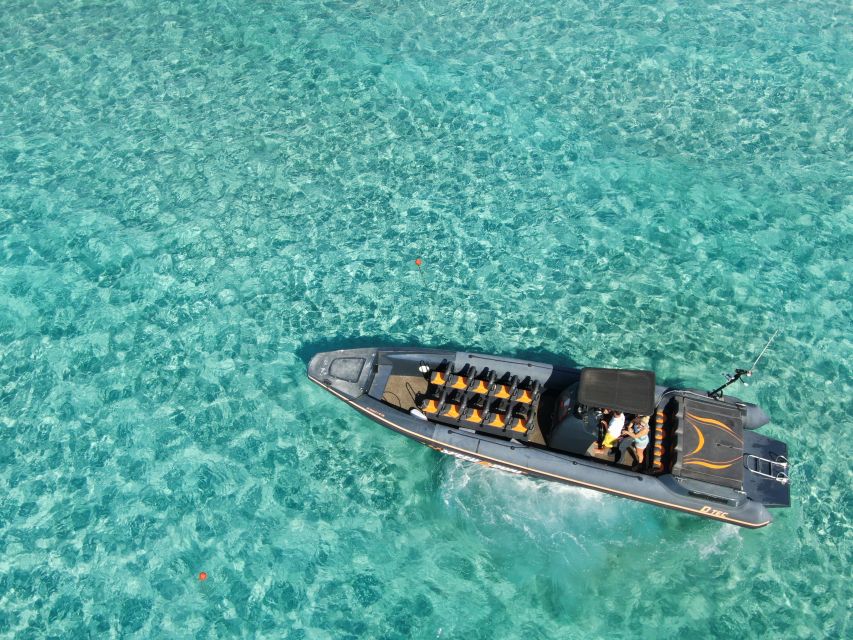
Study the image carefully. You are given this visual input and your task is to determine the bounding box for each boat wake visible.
[696,523,742,559]
[438,459,634,547]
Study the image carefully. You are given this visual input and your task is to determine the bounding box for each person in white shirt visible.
[595,409,625,457]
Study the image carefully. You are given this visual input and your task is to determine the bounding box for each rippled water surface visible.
[1,0,850,638]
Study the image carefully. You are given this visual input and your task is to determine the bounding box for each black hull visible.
[308,348,785,528]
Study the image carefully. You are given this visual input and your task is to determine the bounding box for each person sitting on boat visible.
[626,415,651,470]
[595,409,625,457]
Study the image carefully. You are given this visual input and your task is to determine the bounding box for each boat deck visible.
[586,440,645,469]
[378,375,645,462]
[380,374,427,412]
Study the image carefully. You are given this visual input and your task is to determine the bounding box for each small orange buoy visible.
[198,572,208,581]
[414,257,427,286]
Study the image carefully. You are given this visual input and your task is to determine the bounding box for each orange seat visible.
[442,403,461,419]
[430,370,447,386]
[510,417,528,433]
[470,379,490,394]
[515,388,533,404]
[487,412,506,428]
[492,385,511,399]
[422,399,440,414]
[449,375,468,390]
[465,408,484,424]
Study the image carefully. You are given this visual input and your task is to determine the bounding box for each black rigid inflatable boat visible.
[307,347,791,528]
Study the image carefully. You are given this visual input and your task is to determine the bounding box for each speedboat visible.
[307,347,790,528]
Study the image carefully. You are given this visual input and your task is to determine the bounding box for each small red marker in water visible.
[415,258,422,266]
[415,258,426,286]
[198,572,208,581]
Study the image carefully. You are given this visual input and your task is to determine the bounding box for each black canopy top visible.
[577,368,656,415]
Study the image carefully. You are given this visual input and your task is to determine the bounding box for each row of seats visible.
[652,410,667,471]
[419,362,542,438]
[421,390,530,430]
[428,361,541,405]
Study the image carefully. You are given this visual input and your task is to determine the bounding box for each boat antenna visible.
[750,327,780,371]
[709,328,780,399]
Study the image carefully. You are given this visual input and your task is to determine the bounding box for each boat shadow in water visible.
[295,336,583,371]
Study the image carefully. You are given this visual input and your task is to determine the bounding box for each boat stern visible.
[743,431,791,508]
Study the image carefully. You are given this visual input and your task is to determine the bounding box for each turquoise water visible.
[1,0,850,637]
